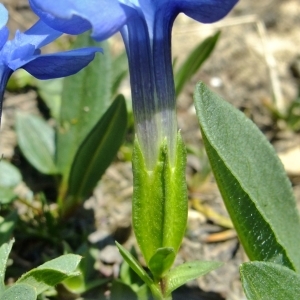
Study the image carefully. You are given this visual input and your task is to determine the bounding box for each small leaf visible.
[0,212,18,246]
[17,254,81,295]
[116,243,166,300]
[0,160,22,187]
[0,239,14,294]
[16,112,57,175]
[57,34,112,180]
[120,246,143,286]
[116,242,153,288]
[175,31,220,96]
[67,95,127,203]
[165,261,222,296]
[240,261,300,300]
[149,248,175,280]
[0,283,37,300]
[194,82,300,271]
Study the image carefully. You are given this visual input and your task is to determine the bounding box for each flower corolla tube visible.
[29,0,238,169]
[0,3,102,123]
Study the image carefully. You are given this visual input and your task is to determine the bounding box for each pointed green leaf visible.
[149,248,175,280]
[116,242,153,288]
[240,261,300,300]
[16,112,57,175]
[0,160,22,187]
[116,244,166,300]
[0,239,14,293]
[175,31,220,96]
[120,246,143,287]
[67,95,127,203]
[165,261,222,296]
[17,254,81,295]
[0,283,37,300]
[194,82,300,271]
[132,133,187,266]
[57,33,112,180]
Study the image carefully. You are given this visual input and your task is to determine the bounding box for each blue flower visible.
[29,0,238,169]
[0,3,102,122]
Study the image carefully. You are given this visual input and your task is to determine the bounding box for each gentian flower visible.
[0,3,101,123]
[29,0,238,169]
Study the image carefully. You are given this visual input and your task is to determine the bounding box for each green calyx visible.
[132,132,188,277]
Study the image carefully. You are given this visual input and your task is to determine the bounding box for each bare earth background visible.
[1,0,300,299]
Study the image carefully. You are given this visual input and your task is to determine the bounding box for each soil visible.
[1,0,300,300]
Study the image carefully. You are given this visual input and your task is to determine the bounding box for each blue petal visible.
[0,4,9,50]
[0,26,9,50]
[0,4,8,29]
[1,20,62,70]
[29,0,91,35]
[4,42,37,70]
[21,47,102,79]
[29,0,239,42]
[29,0,128,41]
[23,20,62,49]
[175,0,239,23]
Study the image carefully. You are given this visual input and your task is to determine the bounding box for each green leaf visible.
[17,254,81,295]
[175,31,220,96]
[0,283,37,300]
[57,33,112,181]
[0,212,18,246]
[194,82,300,271]
[0,160,22,187]
[120,246,143,287]
[16,112,57,175]
[0,239,14,294]
[149,248,175,280]
[132,133,187,266]
[165,261,222,296]
[116,242,153,288]
[116,243,168,300]
[66,95,127,204]
[62,245,108,294]
[36,78,63,120]
[240,261,300,300]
